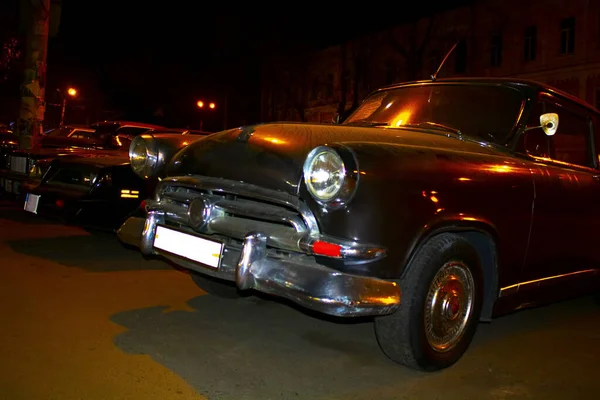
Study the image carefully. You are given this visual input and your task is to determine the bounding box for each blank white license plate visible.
[153,225,223,269]
[24,193,40,214]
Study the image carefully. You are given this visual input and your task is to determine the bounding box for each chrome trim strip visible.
[499,268,596,297]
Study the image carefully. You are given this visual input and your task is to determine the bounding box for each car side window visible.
[116,127,150,137]
[526,97,593,167]
[70,129,95,139]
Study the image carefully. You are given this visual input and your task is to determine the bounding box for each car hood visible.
[10,147,126,160]
[167,122,505,196]
[51,153,130,168]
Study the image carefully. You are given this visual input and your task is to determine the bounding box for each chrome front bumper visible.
[118,215,401,317]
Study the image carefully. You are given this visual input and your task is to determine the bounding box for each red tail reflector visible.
[140,200,146,209]
[56,199,65,208]
[312,241,342,257]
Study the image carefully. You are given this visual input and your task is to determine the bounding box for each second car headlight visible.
[129,135,158,178]
[303,146,346,202]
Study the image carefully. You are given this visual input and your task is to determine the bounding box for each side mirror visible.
[332,113,341,124]
[525,112,559,136]
[540,113,559,136]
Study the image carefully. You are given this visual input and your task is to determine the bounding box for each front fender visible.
[301,141,533,285]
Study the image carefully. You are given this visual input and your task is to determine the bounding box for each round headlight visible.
[130,137,147,174]
[129,135,158,178]
[303,146,346,202]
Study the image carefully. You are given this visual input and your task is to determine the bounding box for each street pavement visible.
[1,200,599,400]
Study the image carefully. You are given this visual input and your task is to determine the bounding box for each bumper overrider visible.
[118,175,401,317]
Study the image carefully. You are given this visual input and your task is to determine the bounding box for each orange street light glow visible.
[209,102,215,109]
[67,87,77,97]
[197,101,204,108]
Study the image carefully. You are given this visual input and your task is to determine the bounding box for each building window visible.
[325,74,334,98]
[454,39,467,73]
[524,25,537,61]
[490,33,503,67]
[560,17,575,54]
[311,78,319,100]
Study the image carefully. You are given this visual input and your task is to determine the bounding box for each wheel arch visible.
[402,219,499,322]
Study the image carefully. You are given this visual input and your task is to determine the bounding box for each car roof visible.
[183,129,212,135]
[92,120,165,130]
[144,128,213,135]
[377,77,599,114]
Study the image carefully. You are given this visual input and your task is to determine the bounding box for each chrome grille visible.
[146,176,320,252]
[9,156,28,174]
[160,185,308,232]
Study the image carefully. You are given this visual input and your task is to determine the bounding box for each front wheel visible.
[374,233,484,371]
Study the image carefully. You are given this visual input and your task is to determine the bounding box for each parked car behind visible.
[0,125,18,170]
[117,77,600,371]
[39,124,96,148]
[0,121,164,195]
[20,129,211,230]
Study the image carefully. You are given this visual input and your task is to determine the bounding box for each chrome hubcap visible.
[424,261,475,353]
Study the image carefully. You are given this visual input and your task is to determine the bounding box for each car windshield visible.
[344,84,525,145]
[46,126,74,137]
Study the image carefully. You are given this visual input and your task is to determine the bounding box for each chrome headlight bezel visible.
[129,134,159,179]
[302,145,359,208]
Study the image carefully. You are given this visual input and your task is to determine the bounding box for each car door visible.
[520,92,600,293]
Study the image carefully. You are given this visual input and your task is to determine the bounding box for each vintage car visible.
[0,121,164,195]
[20,129,211,230]
[0,124,99,171]
[116,77,600,371]
[39,124,96,148]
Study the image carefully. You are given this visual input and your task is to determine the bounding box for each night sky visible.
[5,0,476,129]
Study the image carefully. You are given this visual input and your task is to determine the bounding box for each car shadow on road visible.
[0,201,55,225]
[110,294,600,400]
[6,231,171,272]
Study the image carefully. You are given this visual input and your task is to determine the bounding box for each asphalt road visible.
[1,200,599,400]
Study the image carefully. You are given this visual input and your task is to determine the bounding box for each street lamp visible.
[196,99,216,129]
[57,87,79,126]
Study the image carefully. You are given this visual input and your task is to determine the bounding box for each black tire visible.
[190,272,243,299]
[374,233,484,371]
